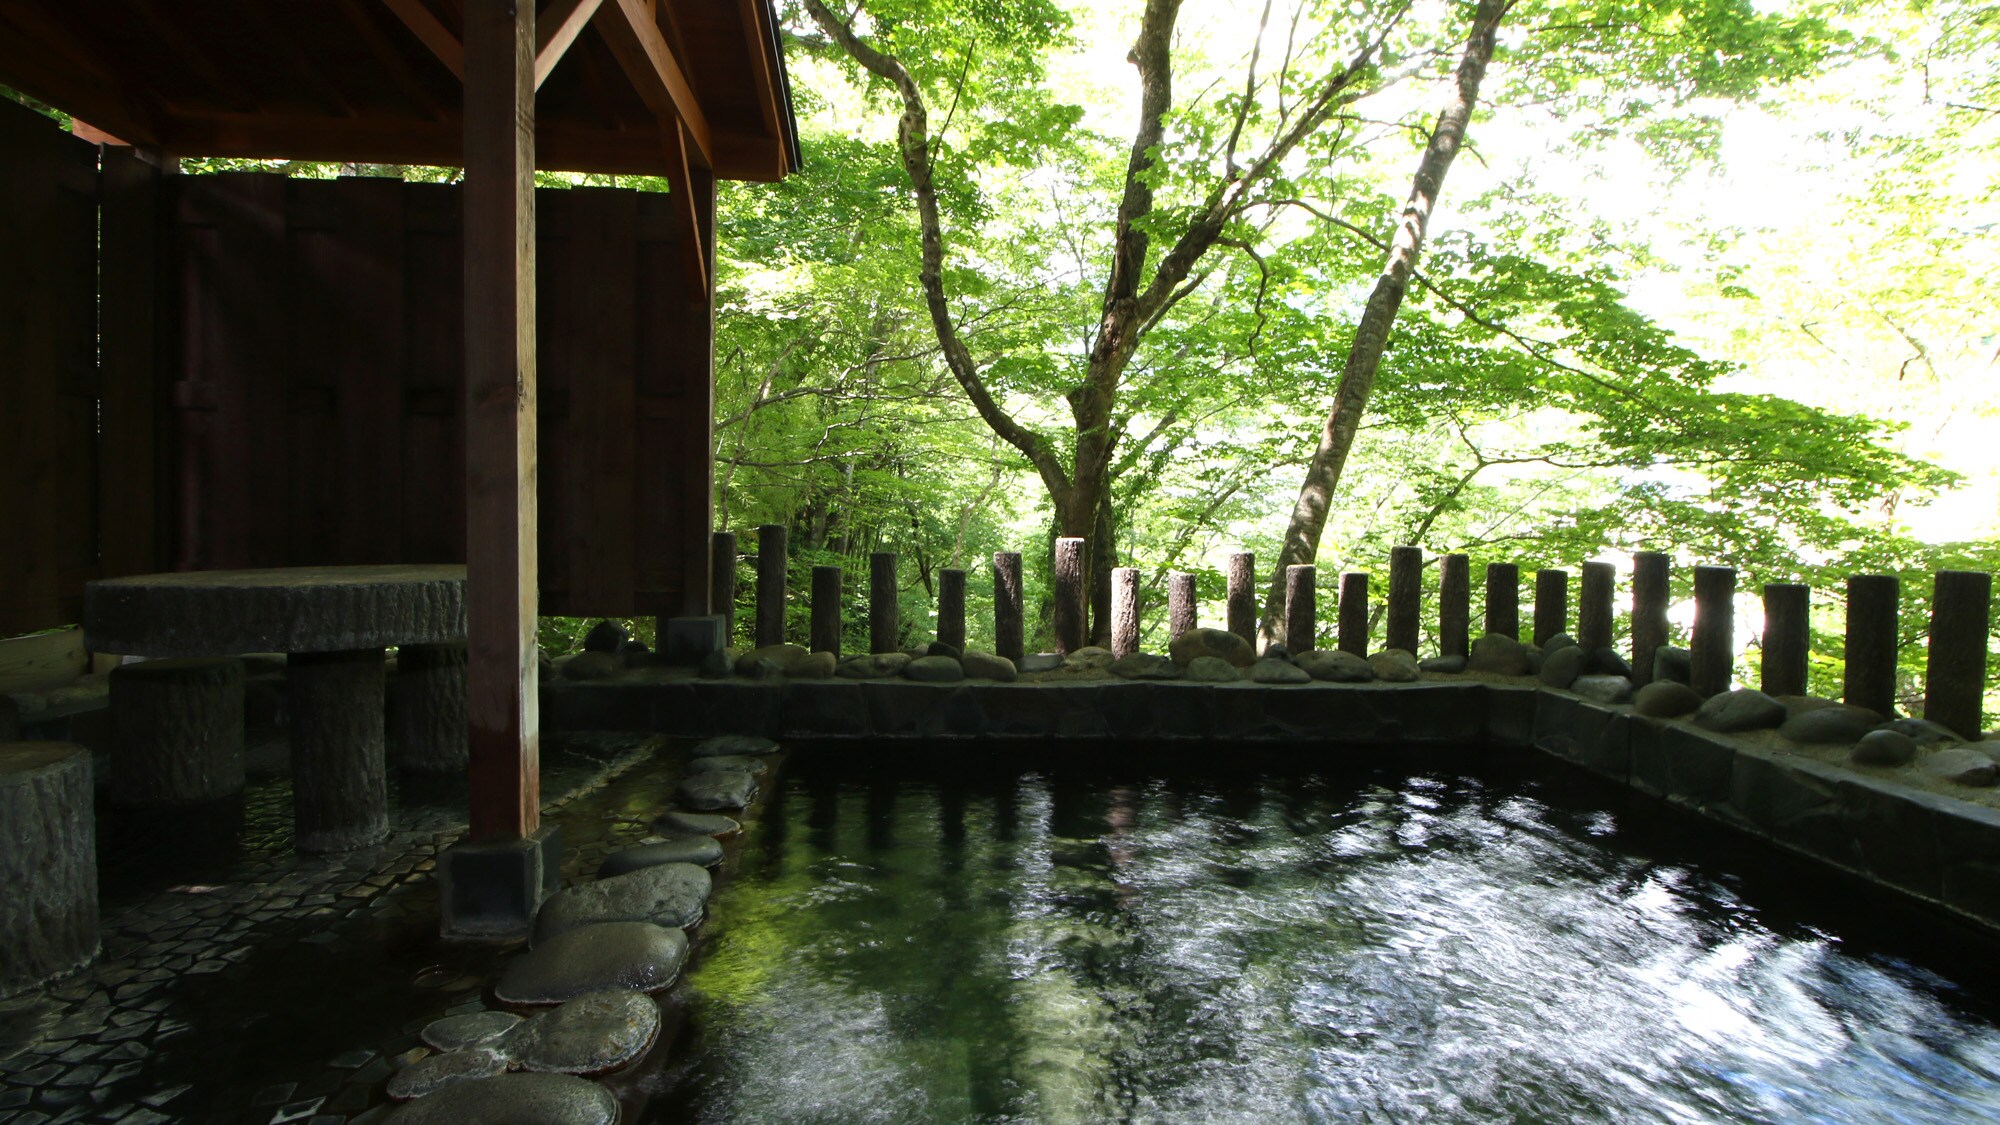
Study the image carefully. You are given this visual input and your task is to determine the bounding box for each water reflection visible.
[661,753,2000,1125]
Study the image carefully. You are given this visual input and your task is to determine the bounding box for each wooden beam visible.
[382,0,464,79]
[736,0,784,155]
[594,0,712,168]
[535,0,606,89]
[666,118,708,299]
[462,0,539,842]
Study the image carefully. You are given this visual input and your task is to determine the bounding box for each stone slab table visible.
[85,565,467,852]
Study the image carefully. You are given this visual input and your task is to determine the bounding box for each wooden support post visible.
[1691,565,1736,697]
[1439,554,1470,658]
[1484,562,1519,640]
[1925,570,1992,738]
[1053,538,1087,655]
[1578,561,1615,652]
[1761,583,1810,698]
[993,552,1025,662]
[1110,567,1140,658]
[1168,571,1197,641]
[1226,552,1256,647]
[463,0,539,843]
[1387,546,1421,653]
[1339,572,1369,656]
[1845,574,1899,718]
[810,565,841,656]
[869,552,899,654]
[1285,565,1317,653]
[1632,551,1670,684]
[754,524,787,648]
[1533,569,1568,646]
[710,531,736,642]
[938,568,967,652]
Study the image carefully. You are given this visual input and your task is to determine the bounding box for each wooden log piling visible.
[1926,570,1992,738]
[1691,565,1736,697]
[1339,572,1369,656]
[710,531,736,642]
[1578,561,1615,652]
[1053,538,1087,655]
[1226,552,1256,646]
[810,565,842,656]
[1285,565,1316,653]
[1110,567,1140,658]
[1631,551,1670,683]
[1485,562,1519,640]
[937,568,967,652]
[1439,554,1470,658]
[1387,546,1422,653]
[1168,571,1197,641]
[1761,582,1809,698]
[755,523,786,648]
[1533,568,1568,646]
[993,552,1024,661]
[869,552,898,654]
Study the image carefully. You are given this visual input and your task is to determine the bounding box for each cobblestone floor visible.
[0,727,682,1124]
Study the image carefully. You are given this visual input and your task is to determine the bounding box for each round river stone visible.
[1634,681,1702,718]
[510,989,661,1076]
[1693,689,1786,734]
[419,1011,522,1052]
[1248,657,1311,684]
[687,755,767,777]
[534,863,712,945]
[1920,747,1998,787]
[598,837,724,877]
[1368,650,1419,683]
[496,922,689,1005]
[1181,656,1240,682]
[903,655,964,683]
[387,1072,618,1125]
[1571,675,1634,705]
[1779,704,1883,745]
[385,1047,507,1101]
[1466,634,1529,676]
[1109,653,1179,680]
[653,810,740,838]
[1851,729,1918,767]
[678,771,758,811]
[1296,650,1371,683]
[1539,645,1586,689]
[962,651,1017,681]
[692,734,777,758]
[1169,628,1254,668]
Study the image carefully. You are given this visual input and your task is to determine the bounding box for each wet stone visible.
[1182,656,1241,683]
[1634,680,1702,718]
[496,922,690,1005]
[386,1072,619,1125]
[534,863,711,944]
[509,989,660,1076]
[652,810,740,838]
[691,734,777,758]
[419,1011,522,1053]
[1296,650,1372,683]
[385,1047,507,1101]
[1249,658,1311,684]
[598,837,724,877]
[1693,689,1786,734]
[1852,729,1918,767]
[677,771,758,811]
[1368,650,1419,683]
[687,755,768,777]
[1921,747,1998,787]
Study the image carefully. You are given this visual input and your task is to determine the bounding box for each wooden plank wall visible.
[171,173,711,617]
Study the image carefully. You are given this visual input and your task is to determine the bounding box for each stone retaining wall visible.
[542,676,2000,936]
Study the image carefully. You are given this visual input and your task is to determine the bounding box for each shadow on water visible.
[653,742,2000,1125]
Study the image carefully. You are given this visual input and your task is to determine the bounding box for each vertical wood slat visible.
[1578,561,1615,652]
[1338,572,1369,656]
[400,184,466,566]
[462,0,540,841]
[98,146,167,583]
[1168,571,1197,641]
[1387,546,1422,653]
[993,551,1024,661]
[1533,569,1568,646]
[754,523,786,648]
[869,552,899,654]
[1285,565,1317,653]
[1053,538,1087,656]
[1631,551,1670,684]
[810,565,841,656]
[1438,554,1470,658]
[1926,570,1992,738]
[937,568,967,652]
[710,531,737,642]
[1226,552,1256,646]
[1110,567,1140,658]
[1761,583,1810,698]
[1691,565,1736,698]
[1484,562,1519,641]
[1844,574,1899,717]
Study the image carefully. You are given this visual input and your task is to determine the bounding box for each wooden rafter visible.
[666,117,709,300]
[594,0,713,168]
[381,0,463,79]
[534,0,605,89]
[737,0,784,162]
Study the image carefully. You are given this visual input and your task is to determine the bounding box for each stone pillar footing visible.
[438,825,563,942]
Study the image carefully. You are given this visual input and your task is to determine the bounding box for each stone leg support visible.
[289,648,389,852]
[109,656,245,806]
[0,743,98,998]
[393,642,469,774]
[438,824,562,941]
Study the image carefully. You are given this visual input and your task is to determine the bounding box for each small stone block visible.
[437,826,562,942]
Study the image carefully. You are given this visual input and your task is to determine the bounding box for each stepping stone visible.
[534,864,711,945]
[1693,689,1786,733]
[961,650,1017,681]
[420,1011,522,1053]
[1296,650,1372,683]
[1248,657,1311,684]
[509,990,660,1076]
[496,922,689,1005]
[652,810,739,838]
[1852,729,1917,767]
[678,771,757,811]
[598,837,723,878]
[1634,681,1702,718]
[687,755,767,777]
[1182,656,1240,682]
[1368,650,1419,683]
[692,734,777,758]
[386,1047,507,1101]
[386,1072,618,1125]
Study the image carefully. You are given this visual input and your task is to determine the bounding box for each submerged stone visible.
[496,922,689,1005]
[692,734,777,758]
[419,1011,522,1053]
[387,1072,619,1125]
[1633,681,1702,719]
[1368,650,1419,683]
[1851,729,1918,767]
[598,837,724,877]
[652,810,740,838]
[509,989,660,1076]
[687,755,768,777]
[677,770,757,811]
[1296,650,1372,683]
[534,864,711,945]
[1692,689,1786,734]
[1181,656,1241,682]
[961,651,1017,681]
[1169,628,1255,668]
[385,1047,507,1101]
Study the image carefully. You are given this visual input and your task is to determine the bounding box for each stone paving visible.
[0,726,675,1124]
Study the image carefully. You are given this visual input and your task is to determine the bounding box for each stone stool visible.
[0,743,99,998]
[109,656,246,806]
[392,642,469,774]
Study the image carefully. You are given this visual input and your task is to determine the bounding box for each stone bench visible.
[0,742,98,998]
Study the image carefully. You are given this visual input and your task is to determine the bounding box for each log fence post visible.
[1339,572,1369,656]
[1285,565,1317,653]
[1761,582,1809,698]
[1533,569,1568,646]
[810,565,842,656]
[1226,552,1256,647]
[1110,567,1140,658]
[1631,552,1670,683]
[1485,563,1519,640]
[1439,554,1470,658]
[755,524,787,648]
[1926,570,1992,738]
[1691,565,1736,697]
[1578,561,1615,652]
[1053,538,1087,655]
[710,531,737,643]
[1387,546,1422,653]
[1168,572,1197,642]
[993,552,1024,662]
[869,552,899,654]
[937,568,967,652]
[1844,574,1899,717]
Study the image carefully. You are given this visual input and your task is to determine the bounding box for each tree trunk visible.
[1258,0,1509,646]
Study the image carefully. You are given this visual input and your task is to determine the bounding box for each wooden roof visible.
[0,0,799,181]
